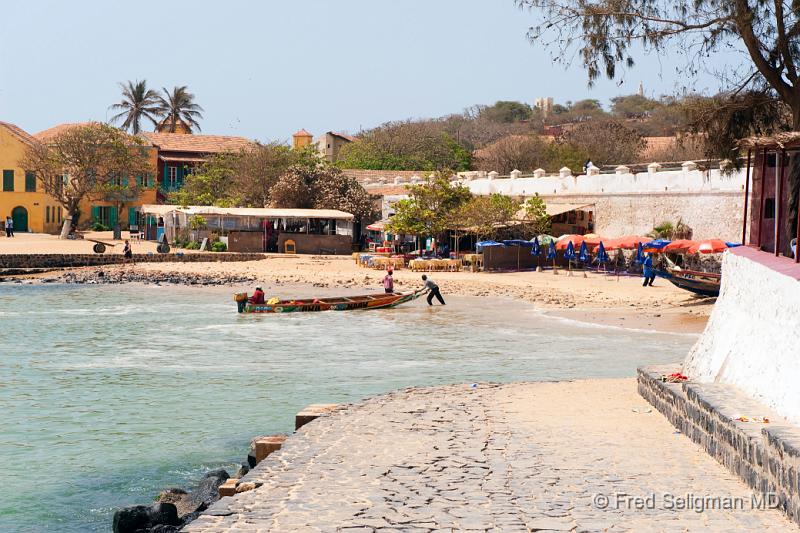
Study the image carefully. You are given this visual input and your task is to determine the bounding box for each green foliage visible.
[336,121,471,171]
[560,120,645,166]
[610,94,660,119]
[648,219,693,240]
[453,194,517,240]
[188,215,207,230]
[386,172,472,237]
[211,241,227,252]
[91,221,110,231]
[519,196,551,237]
[476,101,533,123]
[185,241,201,250]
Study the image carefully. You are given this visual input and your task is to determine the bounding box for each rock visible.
[180,469,230,515]
[112,503,180,533]
[235,464,250,478]
[235,481,257,493]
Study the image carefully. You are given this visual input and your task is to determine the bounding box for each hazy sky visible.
[1,1,739,142]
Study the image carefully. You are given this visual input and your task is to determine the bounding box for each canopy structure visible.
[366,219,390,231]
[140,205,353,220]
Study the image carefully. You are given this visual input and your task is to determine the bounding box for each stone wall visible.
[540,191,745,242]
[638,365,800,526]
[0,252,265,270]
[683,247,800,424]
[277,234,352,255]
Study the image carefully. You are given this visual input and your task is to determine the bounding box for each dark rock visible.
[179,469,230,515]
[112,503,180,533]
[235,463,250,478]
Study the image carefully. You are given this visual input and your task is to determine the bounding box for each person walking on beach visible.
[5,216,13,237]
[383,268,394,294]
[421,274,445,306]
[122,239,134,265]
[642,253,656,287]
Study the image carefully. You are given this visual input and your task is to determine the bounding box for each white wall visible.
[683,251,800,424]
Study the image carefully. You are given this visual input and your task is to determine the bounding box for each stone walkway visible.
[186,379,798,532]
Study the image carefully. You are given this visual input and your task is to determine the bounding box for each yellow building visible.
[292,128,314,150]
[0,121,63,233]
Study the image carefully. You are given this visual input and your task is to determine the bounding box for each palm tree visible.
[156,86,204,133]
[108,80,162,134]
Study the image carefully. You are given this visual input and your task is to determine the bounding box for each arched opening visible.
[11,206,28,232]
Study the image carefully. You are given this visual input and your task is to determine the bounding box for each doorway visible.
[11,206,28,232]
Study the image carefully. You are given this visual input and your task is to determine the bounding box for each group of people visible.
[4,216,14,237]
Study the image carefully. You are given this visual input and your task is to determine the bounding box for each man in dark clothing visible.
[249,287,266,304]
[422,275,445,306]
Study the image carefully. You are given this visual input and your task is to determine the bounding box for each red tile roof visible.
[34,122,98,142]
[293,129,313,137]
[0,121,39,147]
[329,131,356,142]
[139,131,254,154]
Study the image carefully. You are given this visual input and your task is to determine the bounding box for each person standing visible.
[5,216,13,237]
[421,274,445,306]
[122,239,134,265]
[248,287,265,304]
[642,253,656,287]
[383,268,394,294]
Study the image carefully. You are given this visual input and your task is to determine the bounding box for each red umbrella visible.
[687,239,729,254]
[611,235,647,250]
[555,234,584,251]
[663,239,698,253]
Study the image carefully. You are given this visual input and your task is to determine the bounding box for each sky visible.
[0,0,743,143]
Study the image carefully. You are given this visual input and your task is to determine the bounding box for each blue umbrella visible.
[547,240,556,260]
[531,236,540,256]
[643,238,671,250]
[564,241,576,260]
[597,241,609,263]
[578,241,589,262]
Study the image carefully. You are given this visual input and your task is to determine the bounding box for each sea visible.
[0,283,697,532]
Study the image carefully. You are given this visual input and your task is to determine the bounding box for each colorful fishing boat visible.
[234,289,425,314]
[659,267,721,297]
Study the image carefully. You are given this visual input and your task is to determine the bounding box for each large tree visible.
[386,172,473,238]
[21,123,152,238]
[561,119,645,166]
[473,135,550,173]
[108,80,162,134]
[337,121,472,171]
[157,86,204,133]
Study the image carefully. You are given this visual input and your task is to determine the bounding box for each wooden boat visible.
[659,267,721,297]
[234,289,425,314]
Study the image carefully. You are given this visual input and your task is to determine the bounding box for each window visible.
[25,171,36,192]
[46,206,50,223]
[58,208,62,223]
[3,170,14,191]
[168,166,178,189]
[764,198,776,219]
[91,206,118,227]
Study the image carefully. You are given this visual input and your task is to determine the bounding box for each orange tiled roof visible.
[34,122,99,142]
[293,129,313,137]
[139,131,254,153]
[0,121,39,147]
[329,131,356,142]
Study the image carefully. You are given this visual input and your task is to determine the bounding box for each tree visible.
[156,86,204,133]
[470,101,534,123]
[386,172,472,238]
[21,123,152,238]
[453,194,517,240]
[518,196,551,237]
[473,135,550,173]
[270,163,378,224]
[108,80,162,134]
[169,152,239,207]
[561,119,645,166]
[336,121,472,171]
[610,94,661,120]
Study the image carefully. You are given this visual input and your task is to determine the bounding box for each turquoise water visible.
[0,283,695,532]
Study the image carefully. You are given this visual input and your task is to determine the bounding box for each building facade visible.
[316,131,355,163]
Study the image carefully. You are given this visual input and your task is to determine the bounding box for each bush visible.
[91,221,110,231]
[211,241,227,252]
[185,241,201,250]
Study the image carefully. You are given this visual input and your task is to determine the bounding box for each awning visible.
[545,203,593,217]
[139,204,353,220]
[366,220,388,231]
[158,155,207,163]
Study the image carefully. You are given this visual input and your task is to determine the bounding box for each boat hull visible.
[237,290,424,314]
[659,268,721,297]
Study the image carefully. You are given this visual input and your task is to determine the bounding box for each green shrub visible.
[211,241,227,252]
[91,221,110,231]
[185,241,201,250]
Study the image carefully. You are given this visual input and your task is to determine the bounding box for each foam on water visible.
[0,283,694,532]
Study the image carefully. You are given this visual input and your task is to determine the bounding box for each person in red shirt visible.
[249,287,265,304]
[383,269,394,293]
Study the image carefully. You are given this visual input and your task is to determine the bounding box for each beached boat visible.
[234,289,425,314]
[659,267,721,297]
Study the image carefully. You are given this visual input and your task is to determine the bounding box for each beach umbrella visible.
[578,241,589,262]
[687,239,730,254]
[531,236,540,256]
[634,242,645,264]
[613,235,647,250]
[547,239,556,260]
[556,234,584,250]
[564,240,576,260]
[582,234,604,248]
[643,238,671,253]
[597,241,610,263]
[662,239,698,253]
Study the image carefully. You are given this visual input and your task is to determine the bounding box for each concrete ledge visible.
[638,365,800,525]
[295,403,339,431]
[0,252,265,269]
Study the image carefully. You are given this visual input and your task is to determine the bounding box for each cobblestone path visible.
[186,379,797,532]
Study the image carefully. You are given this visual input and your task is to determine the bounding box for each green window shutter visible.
[128,207,137,226]
[122,175,129,188]
[109,206,118,228]
[148,173,154,188]
[46,206,50,223]
[3,170,14,191]
[163,165,168,187]
[176,166,184,189]
[25,171,36,192]
[91,205,101,222]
